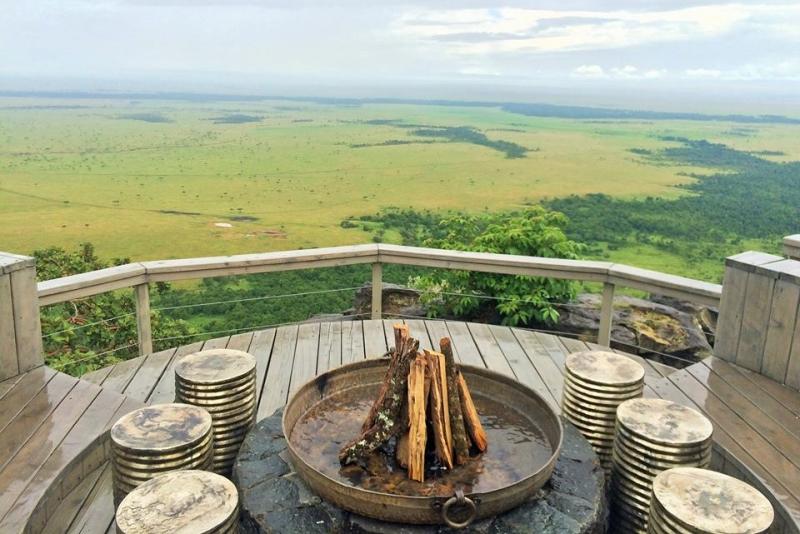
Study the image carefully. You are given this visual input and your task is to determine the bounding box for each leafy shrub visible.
[36,243,195,375]
[410,207,582,325]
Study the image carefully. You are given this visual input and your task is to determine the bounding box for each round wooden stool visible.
[175,349,257,476]
[649,467,773,533]
[611,398,713,533]
[110,403,214,505]
[116,469,239,533]
[562,350,645,472]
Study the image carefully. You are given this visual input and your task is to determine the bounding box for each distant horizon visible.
[2,75,800,117]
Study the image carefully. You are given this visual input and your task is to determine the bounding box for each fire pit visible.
[279,327,563,528]
[233,410,606,533]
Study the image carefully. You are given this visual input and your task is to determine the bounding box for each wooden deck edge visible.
[25,431,112,534]
[6,370,143,534]
[711,442,799,533]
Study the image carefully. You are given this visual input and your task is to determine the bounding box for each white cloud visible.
[573,64,666,80]
[684,61,800,81]
[609,65,666,79]
[572,65,606,78]
[394,4,800,54]
[1,0,799,88]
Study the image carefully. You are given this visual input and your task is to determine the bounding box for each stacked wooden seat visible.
[562,350,645,472]
[611,398,713,533]
[648,467,773,533]
[174,349,257,475]
[110,403,214,505]
[115,470,239,533]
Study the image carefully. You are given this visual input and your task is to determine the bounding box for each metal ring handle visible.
[441,488,477,529]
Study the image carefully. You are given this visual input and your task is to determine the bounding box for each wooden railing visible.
[35,244,723,356]
[1,252,43,380]
[786,235,800,260]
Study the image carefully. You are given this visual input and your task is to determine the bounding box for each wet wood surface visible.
[1,319,799,532]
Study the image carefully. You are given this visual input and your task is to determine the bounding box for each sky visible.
[1,0,800,107]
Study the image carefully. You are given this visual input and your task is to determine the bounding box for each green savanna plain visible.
[1,96,798,279]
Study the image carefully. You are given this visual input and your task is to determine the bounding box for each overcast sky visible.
[2,0,799,101]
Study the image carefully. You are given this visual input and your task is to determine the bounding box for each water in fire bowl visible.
[289,382,554,497]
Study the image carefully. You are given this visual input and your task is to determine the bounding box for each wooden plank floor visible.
[0,368,140,533]
[1,319,797,533]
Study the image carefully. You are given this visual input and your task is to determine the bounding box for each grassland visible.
[1,95,798,279]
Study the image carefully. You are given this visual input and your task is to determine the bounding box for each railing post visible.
[0,252,44,380]
[785,234,800,260]
[134,283,153,356]
[716,251,800,389]
[597,282,616,347]
[371,263,382,320]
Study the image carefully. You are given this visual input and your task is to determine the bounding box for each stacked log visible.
[339,326,487,482]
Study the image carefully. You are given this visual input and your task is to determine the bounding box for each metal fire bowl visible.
[282,358,563,526]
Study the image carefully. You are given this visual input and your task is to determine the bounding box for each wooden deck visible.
[1,319,798,533]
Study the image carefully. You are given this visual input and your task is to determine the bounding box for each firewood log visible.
[435,352,453,451]
[407,355,428,482]
[422,353,431,405]
[361,353,400,433]
[457,371,488,452]
[339,327,418,465]
[424,350,454,469]
[393,324,409,352]
[440,337,471,465]
[359,324,409,433]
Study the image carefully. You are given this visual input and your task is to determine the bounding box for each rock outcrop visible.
[546,294,712,362]
[352,283,426,318]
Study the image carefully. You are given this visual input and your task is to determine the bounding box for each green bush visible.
[36,243,195,375]
[410,207,582,325]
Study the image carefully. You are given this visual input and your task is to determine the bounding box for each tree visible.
[36,243,195,375]
[410,207,582,325]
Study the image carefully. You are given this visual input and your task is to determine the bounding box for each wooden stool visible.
[611,398,713,533]
[648,467,773,533]
[562,350,645,472]
[116,469,239,533]
[110,403,213,505]
[175,349,257,476]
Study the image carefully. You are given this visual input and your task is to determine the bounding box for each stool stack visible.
[115,469,239,533]
[110,403,213,505]
[648,467,773,534]
[611,398,713,533]
[562,350,645,472]
[174,349,257,475]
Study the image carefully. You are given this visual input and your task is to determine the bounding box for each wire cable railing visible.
[152,286,364,312]
[43,283,711,374]
[49,318,702,377]
[50,341,139,370]
[42,311,137,338]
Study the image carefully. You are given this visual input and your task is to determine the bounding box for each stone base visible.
[233,411,607,533]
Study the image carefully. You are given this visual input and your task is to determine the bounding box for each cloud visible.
[610,65,666,79]
[572,65,606,78]
[702,61,800,81]
[572,64,666,80]
[394,4,800,54]
[2,0,799,88]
